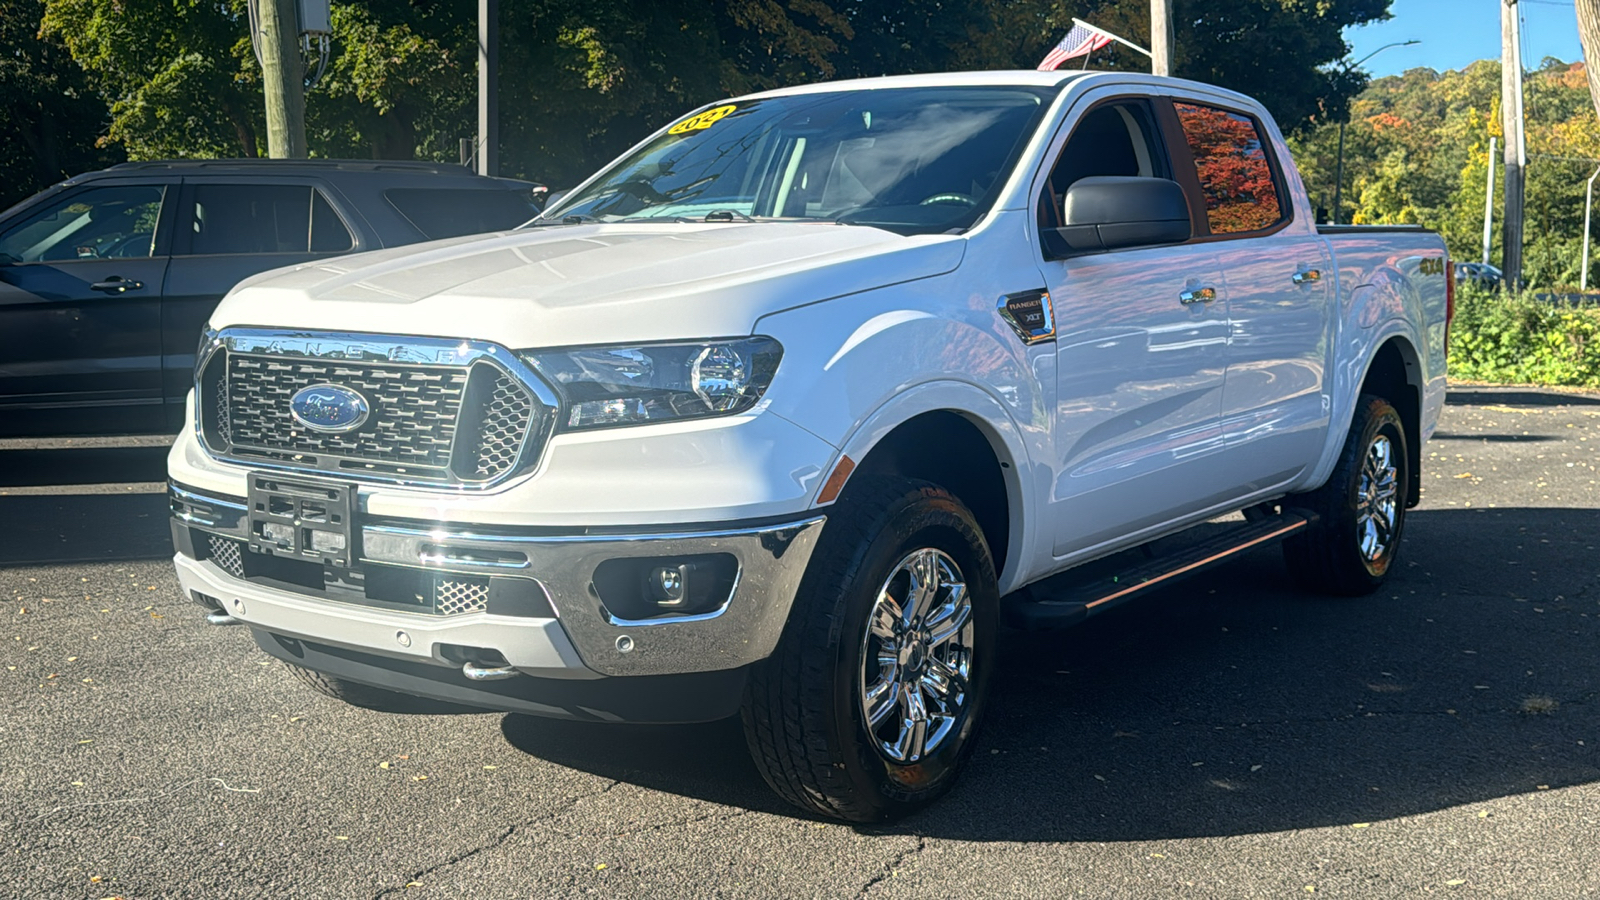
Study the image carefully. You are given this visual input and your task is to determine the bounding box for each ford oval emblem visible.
[290,384,370,433]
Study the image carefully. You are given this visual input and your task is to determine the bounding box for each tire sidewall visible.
[822,486,998,812]
[1337,399,1408,582]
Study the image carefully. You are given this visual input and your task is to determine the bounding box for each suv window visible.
[185,184,353,255]
[1172,102,1284,235]
[0,185,166,263]
[384,188,539,240]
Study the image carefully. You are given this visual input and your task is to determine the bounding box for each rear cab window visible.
[1170,101,1287,236]
[384,188,540,240]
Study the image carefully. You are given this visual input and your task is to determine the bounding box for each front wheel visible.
[741,477,998,822]
[1283,394,1410,595]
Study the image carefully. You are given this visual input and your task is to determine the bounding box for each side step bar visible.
[1003,510,1317,631]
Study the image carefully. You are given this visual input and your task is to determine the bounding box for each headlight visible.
[523,337,782,430]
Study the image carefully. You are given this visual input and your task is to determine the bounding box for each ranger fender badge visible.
[290,383,371,433]
[997,290,1055,344]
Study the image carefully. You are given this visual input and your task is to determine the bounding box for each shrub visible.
[1447,286,1600,387]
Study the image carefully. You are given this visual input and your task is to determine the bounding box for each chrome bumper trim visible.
[171,484,828,677]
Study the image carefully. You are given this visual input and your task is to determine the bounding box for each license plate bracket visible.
[246,473,359,569]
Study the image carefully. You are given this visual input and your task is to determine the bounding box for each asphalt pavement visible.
[3,389,1599,899]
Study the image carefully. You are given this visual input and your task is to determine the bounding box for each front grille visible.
[433,577,489,615]
[473,373,534,478]
[208,535,245,579]
[198,332,548,486]
[225,355,467,471]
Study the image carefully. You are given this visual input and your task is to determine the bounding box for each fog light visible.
[260,522,294,547]
[648,565,689,607]
[309,530,346,553]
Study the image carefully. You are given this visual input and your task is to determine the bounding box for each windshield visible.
[542,86,1058,236]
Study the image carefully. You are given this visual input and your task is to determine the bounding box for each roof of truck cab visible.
[740,69,1092,100]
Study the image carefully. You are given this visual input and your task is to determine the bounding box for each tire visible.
[741,477,998,822]
[1283,394,1410,596]
[284,663,480,715]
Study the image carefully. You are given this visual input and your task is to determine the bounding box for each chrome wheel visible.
[1357,434,1399,562]
[858,548,974,764]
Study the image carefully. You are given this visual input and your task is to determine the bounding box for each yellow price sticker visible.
[668,104,738,135]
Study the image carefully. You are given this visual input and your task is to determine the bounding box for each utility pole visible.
[1482,137,1497,265]
[1502,0,1527,290]
[477,0,499,176]
[259,0,306,159]
[1151,0,1173,76]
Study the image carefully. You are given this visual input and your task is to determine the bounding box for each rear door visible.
[0,181,174,436]
[1036,95,1233,558]
[161,179,361,429]
[1167,98,1333,489]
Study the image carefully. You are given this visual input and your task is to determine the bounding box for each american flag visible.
[1037,22,1115,71]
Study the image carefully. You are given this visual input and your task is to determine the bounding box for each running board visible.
[1002,510,1316,631]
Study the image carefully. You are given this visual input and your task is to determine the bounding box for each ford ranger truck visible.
[168,71,1451,822]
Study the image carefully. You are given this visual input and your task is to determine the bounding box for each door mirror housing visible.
[1046,176,1191,258]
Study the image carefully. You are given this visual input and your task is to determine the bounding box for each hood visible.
[211,221,966,348]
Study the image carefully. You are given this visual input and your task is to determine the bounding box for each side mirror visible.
[1047,176,1191,258]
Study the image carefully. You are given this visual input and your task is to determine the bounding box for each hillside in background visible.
[1290,58,1600,291]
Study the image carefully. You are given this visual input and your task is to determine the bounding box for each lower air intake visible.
[208,535,246,580]
[434,577,490,616]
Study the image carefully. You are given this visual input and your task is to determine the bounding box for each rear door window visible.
[182,184,353,255]
[384,188,539,240]
[1171,102,1285,235]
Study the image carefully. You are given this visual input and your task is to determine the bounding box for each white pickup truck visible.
[168,70,1451,822]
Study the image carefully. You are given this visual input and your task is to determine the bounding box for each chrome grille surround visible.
[195,328,559,490]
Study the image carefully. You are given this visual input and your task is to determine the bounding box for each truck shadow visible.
[501,505,1600,839]
[0,444,173,566]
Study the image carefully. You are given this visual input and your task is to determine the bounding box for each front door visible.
[0,183,173,436]
[1036,98,1233,558]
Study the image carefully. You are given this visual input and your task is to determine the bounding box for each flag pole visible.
[1072,18,1153,59]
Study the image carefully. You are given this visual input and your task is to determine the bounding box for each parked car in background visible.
[0,160,545,438]
[1454,261,1503,290]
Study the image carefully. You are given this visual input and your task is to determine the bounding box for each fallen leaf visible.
[482,765,497,770]
[77,740,92,745]
[1537,784,1550,790]
[1149,853,1165,858]
[1446,879,1466,886]
[378,762,390,770]
[1455,473,1473,479]
[411,775,427,782]
[334,836,349,841]
[1477,810,1490,818]
[1250,765,1263,772]
[1351,822,1371,829]
[596,864,607,870]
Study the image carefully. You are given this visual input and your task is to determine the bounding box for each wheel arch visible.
[1357,335,1424,508]
[817,384,1032,590]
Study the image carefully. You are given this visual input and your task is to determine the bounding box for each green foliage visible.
[22,0,1391,192]
[1289,58,1600,292]
[1448,286,1600,387]
[0,0,123,209]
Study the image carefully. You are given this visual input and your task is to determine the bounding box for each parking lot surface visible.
[3,388,1599,899]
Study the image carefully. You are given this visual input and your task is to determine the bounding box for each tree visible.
[1579,0,1600,122]
[0,0,122,209]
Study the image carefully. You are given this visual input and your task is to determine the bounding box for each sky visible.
[1346,0,1585,77]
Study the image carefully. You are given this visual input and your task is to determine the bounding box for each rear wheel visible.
[741,477,998,822]
[1283,394,1410,595]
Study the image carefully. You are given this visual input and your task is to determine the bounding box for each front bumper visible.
[170,483,825,680]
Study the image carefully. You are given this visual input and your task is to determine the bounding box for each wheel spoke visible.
[870,598,902,641]
[896,689,930,761]
[905,551,940,623]
[865,680,900,727]
[927,594,971,649]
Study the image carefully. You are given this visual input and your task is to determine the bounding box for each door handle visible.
[90,277,144,294]
[1292,269,1322,285]
[1179,286,1218,305]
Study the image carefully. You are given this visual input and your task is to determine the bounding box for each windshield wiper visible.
[525,213,599,227]
[704,209,754,223]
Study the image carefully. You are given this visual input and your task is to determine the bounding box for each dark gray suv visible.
[0,160,544,437]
